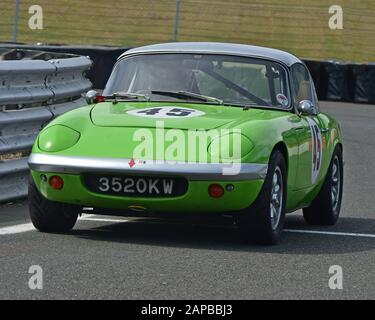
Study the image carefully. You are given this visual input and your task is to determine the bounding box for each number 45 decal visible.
[306,118,323,184]
[127,106,205,119]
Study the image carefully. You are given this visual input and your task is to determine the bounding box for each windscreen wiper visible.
[152,90,223,105]
[105,92,150,103]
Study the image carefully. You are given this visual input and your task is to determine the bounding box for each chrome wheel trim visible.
[270,166,283,230]
[331,155,341,211]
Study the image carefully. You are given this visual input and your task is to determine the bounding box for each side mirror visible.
[298,100,317,116]
[85,90,99,104]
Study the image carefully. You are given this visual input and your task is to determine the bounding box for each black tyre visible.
[238,150,287,245]
[28,175,80,233]
[303,146,343,225]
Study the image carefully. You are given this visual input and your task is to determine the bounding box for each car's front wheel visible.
[238,150,287,245]
[303,146,343,225]
[28,175,80,233]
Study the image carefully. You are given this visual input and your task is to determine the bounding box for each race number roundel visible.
[306,118,323,184]
[127,106,205,119]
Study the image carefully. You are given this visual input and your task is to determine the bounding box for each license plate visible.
[84,174,188,197]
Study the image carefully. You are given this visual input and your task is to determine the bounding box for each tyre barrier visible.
[0,49,92,203]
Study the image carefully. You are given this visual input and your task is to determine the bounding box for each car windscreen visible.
[103,53,291,108]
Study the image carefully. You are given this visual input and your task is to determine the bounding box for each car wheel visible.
[303,146,343,226]
[28,175,80,233]
[238,150,287,245]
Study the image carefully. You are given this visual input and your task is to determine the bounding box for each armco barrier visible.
[0,44,129,90]
[0,49,92,203]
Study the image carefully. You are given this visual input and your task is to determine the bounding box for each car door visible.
[291,63,326,190]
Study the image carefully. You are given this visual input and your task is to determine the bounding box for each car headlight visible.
[208,132,254,161]
[38,125,80,152]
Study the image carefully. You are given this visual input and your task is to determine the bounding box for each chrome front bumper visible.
[28,154,268,181]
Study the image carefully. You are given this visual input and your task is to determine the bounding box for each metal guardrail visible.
[0,49,92,203]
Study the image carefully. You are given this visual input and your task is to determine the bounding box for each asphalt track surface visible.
[0,101,374,300]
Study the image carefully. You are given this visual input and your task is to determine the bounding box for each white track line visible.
[0,217,128,236]
[284,229,375,239]
[0,223,35,235]
[82,217,375,239]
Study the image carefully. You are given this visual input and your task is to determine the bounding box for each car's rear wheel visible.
[303,146,343,225]
[28,175,80,233]
[238,150,287,245]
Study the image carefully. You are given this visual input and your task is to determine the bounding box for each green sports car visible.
[28,42,343,244]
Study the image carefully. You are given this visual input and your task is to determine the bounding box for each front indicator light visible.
[49,176,64,190]
[208,184,224,198]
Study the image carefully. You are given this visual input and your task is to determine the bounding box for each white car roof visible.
[119,42,302,67]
